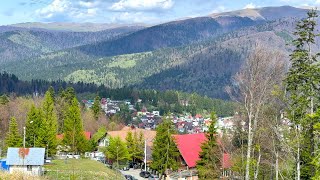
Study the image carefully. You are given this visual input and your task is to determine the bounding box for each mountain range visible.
[0,6,319,99]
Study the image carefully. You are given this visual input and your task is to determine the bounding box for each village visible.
[0,96,235,179]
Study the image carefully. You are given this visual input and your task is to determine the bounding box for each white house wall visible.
[9,165,42,176]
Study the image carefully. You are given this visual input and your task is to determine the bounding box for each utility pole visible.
[144,139,147,171]
[46,143,49,159]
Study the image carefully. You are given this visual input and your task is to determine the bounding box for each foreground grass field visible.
[44,159,123,180]
[0,172,46,180]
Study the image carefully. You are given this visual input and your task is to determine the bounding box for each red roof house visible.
[56,131,92,140]
[173,133,231,169]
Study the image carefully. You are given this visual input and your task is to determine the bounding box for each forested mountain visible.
[8,22,147,32]
[0,26,143,63]
[0,6,318,99]
[209,5,309,20]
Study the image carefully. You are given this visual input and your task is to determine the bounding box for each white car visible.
[67,154,80,159]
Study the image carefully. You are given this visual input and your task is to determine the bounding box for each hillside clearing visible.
[44,159,123,180]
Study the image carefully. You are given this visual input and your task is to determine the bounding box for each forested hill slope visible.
[0,6,318,99]
[0,26,143,63]
[1,18,296,99]
[76,16,259,57]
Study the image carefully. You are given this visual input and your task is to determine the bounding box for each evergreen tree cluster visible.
[151,117,180,179]
[196,112,221,179]
[285,9,320,179]
[5,86,89,155]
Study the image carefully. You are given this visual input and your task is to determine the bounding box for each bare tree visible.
[227,46,286,179]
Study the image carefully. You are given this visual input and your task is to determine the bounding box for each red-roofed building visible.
[173,133,232,178]
[56,131,92,140]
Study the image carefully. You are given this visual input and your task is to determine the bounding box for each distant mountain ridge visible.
[7,22,148,32]
[0,6,318,99]
[209,6,310,20]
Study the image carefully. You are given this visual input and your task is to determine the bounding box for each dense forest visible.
[0,72,234,117]
[1,7,317,100]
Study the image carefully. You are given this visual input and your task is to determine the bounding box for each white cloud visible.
[35,0,103,21]
[36,0,71,15]
[111,11,159,23]
[79,1,99,8]
[244,3,256,9]
[110,0,174,11]
[211,6,227,13]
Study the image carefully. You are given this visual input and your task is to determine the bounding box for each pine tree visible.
[126,131,135,161]
[41,90,58,156]
[48,86,55,102]
[92,95,101,120]
[63,97,87,153]
[105,136,129,168]
[151,117,180,179]
[285,9,319,179]
[137,131,145,162]
[25,105,42,147]
[5,117,22,148]
[196,112,220,179]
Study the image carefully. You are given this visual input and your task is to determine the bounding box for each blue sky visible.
[0,0,319,25]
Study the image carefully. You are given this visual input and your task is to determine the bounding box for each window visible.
[27,165,32,171]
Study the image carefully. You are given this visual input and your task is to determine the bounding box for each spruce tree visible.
[92,95,101,120]
[25,105,42,147]
[41,90,58,156]
[5,117,22,148]
[126,131,135,161]
[196,112,220,179]
[48,86,55,102]
[63,97,86,153]
[285,9,319,179]
[151,117,180,179]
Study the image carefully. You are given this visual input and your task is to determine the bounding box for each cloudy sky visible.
[0,0,319,25]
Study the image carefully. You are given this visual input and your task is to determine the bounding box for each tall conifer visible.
[5,117,22,148]
[285,9,319,179]
[151,117,179,179]
[196,112,220,179]
[63,97,86,153]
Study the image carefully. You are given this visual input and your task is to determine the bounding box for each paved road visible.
[120,169,145,180]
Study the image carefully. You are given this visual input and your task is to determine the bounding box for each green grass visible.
[44,159,124,180]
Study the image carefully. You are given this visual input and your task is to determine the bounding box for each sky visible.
[0,0,319,25]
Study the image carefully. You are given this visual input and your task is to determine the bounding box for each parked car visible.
[140,171,151,178]
[125,175,134,180]
[66,154,80,159]
[122,166,130,171]
[148,174,159,180]
[128,162,141,169]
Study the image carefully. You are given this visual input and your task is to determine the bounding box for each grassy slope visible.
[44,159,123,180]
[0,172,45,180]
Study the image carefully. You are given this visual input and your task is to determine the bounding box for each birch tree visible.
[227,47,285,179]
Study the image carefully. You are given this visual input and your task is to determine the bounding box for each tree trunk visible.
[297,126,300,180]
[245,112,253,180]
[275,151,279,180]
[254,147,261,180]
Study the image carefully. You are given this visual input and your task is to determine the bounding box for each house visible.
[56,131,92,140]
[106,126,156,147]
[103,126,157,162]
[97,133,109,147]
[6,148,45,176]
[173,133,232,178]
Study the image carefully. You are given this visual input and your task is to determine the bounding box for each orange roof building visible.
[107,126,156,146]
